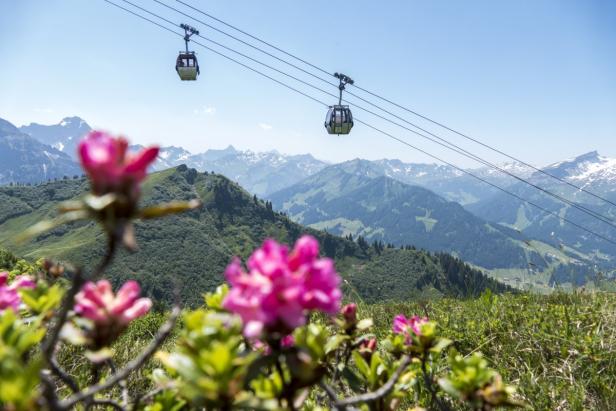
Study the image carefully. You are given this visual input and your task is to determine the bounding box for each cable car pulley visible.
[324,73,354,135]
[176,23,200,81]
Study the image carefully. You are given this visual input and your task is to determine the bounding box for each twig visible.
[91,236,118,280]
[42,239,117,405]
[421,353,452,411]
[88,398,125,410]
[50,355,80,394]
[131,387,162,411]
[60,306,180,409]
[274,356,297,411]
[109,360,129,408]
[40,371,62,411]
[325,355,412,409]
[41,269,84,360]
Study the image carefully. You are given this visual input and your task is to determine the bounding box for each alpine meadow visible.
[1,1,615,411]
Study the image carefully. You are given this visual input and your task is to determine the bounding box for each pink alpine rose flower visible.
[74,279,152,347]
[222,235,341,338]
[78,131,159,199]
[358,337,377,360]
[252,334,295,354]
[281,334,295,348]
[0,272,36,312]
[341,303,358,324]
[393,314,429,343]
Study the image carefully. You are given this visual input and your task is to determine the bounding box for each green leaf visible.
[83,193,116,211]
[85,347,114,363]
[244,354,276,387]
[342,367,364,392]
[139,199,202,219]
[352,351,371,379]
[356,318,374,331]
[429,337,453,354]
[325,334,349,354]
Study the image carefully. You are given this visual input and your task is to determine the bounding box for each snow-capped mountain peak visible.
[541,151,616,183]
[19,116,91,159]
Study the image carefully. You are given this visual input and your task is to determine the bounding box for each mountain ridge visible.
[0,166,511,305]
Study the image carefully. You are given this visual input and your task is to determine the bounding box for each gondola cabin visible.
[325,105,353,135]
[176,52,200,81]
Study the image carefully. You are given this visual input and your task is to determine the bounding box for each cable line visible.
[350,83,616,209]
[146,0,616,228]
[353,118,616,247]
[104,0,330,105]
[101,0,616,248]
[153,0,338,89]
[119,0,339,99]
[174,0,334,77]
[171,0,616,210]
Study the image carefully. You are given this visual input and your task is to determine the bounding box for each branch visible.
[109,360,129,408]
[50,355,80,394]
[421,353,452,411]
[130,387,162,411]
[325,355,412,409]
[42,270,84,360]
[91,235,118,280]
[88,398,125,410]
[40,371,62,411]
[43,236,116,362]
[41,235,118,409]
[60,306,180,409]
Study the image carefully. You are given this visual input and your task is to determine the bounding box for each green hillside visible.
[0,166,509,307]
[268,164,588,284]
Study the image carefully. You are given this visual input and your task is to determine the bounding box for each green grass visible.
[362,291,616,410]
[60,291,616,410]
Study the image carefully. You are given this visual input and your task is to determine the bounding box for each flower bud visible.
[341,303,357,323]
[358,337,377,360]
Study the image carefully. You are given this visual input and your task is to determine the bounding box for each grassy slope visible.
[269,168,590,286]
[55,291,616,410]
[0,166,508,307]
[364,291,616,410]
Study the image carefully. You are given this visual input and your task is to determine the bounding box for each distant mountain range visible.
[15,116,327,196]
[467,151,616,275]
[0,118,82,184]
[268,160,581,277]
[0,167,510,306]
[5,114,616,287]
[19,116,90,157]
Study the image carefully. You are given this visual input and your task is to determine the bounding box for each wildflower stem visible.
[325,355,412,409]
[50,355,80,394]
[421,353,452,411]
[60,305,180,409]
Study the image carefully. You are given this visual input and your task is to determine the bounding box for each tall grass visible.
[363,291,616,410]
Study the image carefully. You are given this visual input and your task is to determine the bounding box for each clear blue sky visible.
[1,0,614,166]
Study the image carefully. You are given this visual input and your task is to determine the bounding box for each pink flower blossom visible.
[78,131,159,198]
[252,334,295,354]
[341,303,358,324]
[75,280,152,326]
[0,271,36,312]
[281,334,295,348]
[393,314,429,342]
[222,236,341,338]
[358,337,377,359]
